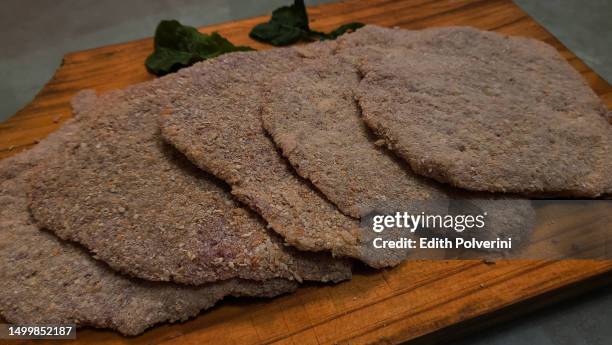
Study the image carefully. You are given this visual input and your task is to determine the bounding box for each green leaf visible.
[146,20,254,76]
[269,0,309,30]
[250,21,306,46]
[249,1,365,46]
[249,0,310,46]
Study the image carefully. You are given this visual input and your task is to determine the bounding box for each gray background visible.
[1,0,611,344]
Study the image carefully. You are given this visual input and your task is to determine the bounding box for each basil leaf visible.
[250,1,364,46]
[249,0,310,46]
[146,20,254,76]
[250,21,306,46]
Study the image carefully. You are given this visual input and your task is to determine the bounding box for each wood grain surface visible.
[1,0,611,344]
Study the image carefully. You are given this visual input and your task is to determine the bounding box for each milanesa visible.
[261,53,534,248]
[0,121,296,336]
[159,47,415,268]
[352,26,612,196]
[261,56,446,219]
[27,85,352,285]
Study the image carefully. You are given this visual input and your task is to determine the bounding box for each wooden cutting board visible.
[2,0,611,344]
